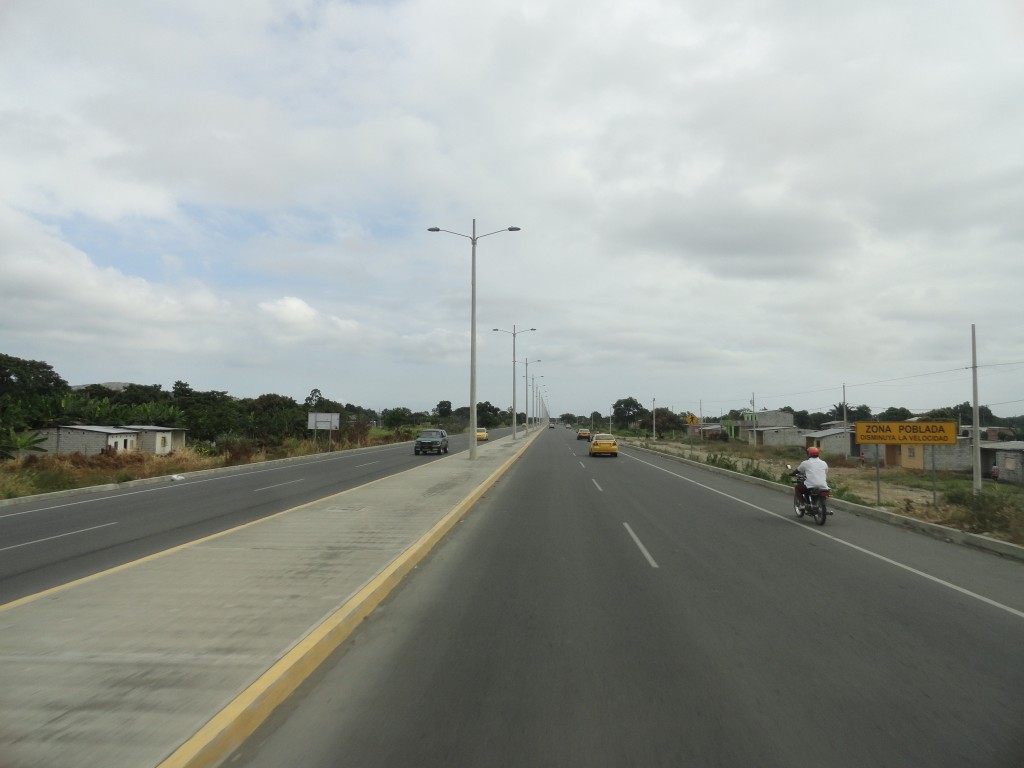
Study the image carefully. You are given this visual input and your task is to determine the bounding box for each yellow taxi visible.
[588,433,618,457]
[475,427,489,441]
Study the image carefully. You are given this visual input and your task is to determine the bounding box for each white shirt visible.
[797,456,829,489]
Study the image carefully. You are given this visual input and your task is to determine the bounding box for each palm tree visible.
[0,428,48,460]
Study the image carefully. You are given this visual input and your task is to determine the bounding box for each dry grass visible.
[630,438,1024,546]
[0,433,412,500]
[0,447,226,498]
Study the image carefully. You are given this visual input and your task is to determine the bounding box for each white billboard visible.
[307,412,341,430]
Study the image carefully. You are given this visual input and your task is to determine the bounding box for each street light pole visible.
[429,220,520,459]
[521,358,540,432]
[531,373,544,430]
[493,325,536,440]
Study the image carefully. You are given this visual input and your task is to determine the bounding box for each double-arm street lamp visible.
[528,372,545,430]
[428,219,520,459]
[520,358,540,432]
[493,325,535,440]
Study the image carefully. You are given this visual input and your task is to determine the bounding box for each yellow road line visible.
[157,435,536,768]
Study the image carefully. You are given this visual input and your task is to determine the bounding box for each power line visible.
[669,360,1023,413]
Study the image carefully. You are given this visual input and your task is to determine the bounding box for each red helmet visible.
[807,447,820,457]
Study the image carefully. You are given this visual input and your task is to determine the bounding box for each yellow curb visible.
[157,433,539,768]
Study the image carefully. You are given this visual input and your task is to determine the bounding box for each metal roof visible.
[982,441,1024,451]
[806,428,850,438]
[120,425,186,431]
[57,425,138,435]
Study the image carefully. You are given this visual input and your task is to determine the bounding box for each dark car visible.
[414,429,449,455]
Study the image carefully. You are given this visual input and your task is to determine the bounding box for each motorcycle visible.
[786,465,830,526]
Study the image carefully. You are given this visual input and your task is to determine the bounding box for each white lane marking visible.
[592,479,603,492]
[624,522,659,568]
[253,479,305,492]
[579,461,586,469]
[0,522,118,553]
[623,451,1024,621]
[355,461,379,468]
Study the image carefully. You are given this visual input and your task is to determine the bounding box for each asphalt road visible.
[231,427,1024,768]
[0,428,510,603]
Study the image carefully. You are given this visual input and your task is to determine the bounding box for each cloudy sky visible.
[2,0,1023,421]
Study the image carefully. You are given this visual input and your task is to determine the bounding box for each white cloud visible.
[1,0,1022,416]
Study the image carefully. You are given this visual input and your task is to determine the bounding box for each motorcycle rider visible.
[793,446,829,507]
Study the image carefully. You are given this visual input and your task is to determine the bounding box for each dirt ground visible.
[630,439,958,524]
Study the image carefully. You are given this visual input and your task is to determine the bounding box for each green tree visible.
[878,406,913,422]
[0,428,48,460]
[172,383,243,442]
[476,401,502,428]
[304,388,325,410]
[612,397,647,429]
[848,404,873,422]
[383,407,413,428]
[434,400,453,418]
[118,383,170,407]
[0,354,70,430]
[808,411,831,429]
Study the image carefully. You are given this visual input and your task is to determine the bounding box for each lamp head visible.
[427,227,440,232]
[508,226,521,231]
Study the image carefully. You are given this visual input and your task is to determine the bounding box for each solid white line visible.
[253,479,305,492]
[592,479,603,492]
[0,522,118,553]
[624,522,659,568]
[623,451,1024,621]
[355,461,379,468]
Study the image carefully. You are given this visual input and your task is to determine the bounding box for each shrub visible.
[942,488,1015,536]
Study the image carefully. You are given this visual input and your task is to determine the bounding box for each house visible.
[36,426,140,457]
[985,441,1024,484]
[739,409,796,446]
[958,425,1006,442]
[120,425,187,456]
[805,428,854,457]
[900,438,974,472]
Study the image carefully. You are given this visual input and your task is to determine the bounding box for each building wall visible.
[761,428,807,448]
[919,440,975,472]
[37,428,138,457]
[744,410,795,428]
[132,430,174,455]
[817,433,851,457]
[993,450,1023,484]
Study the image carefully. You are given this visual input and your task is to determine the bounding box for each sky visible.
[2,0,1023,421]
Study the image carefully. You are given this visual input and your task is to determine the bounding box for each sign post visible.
[854,421,958,505]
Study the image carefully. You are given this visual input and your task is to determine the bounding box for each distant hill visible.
[71,382,134,392]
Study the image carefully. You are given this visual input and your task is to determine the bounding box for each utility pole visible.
[972,324,982,494]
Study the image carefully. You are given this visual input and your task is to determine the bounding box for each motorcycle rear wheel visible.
[812,498,827,526]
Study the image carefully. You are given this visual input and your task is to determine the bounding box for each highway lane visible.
[231,427,1024,768]
[0,427,516,603]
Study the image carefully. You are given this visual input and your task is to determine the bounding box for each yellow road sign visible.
[855,421,958,445]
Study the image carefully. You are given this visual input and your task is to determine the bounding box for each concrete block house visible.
[37,426,140,457]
